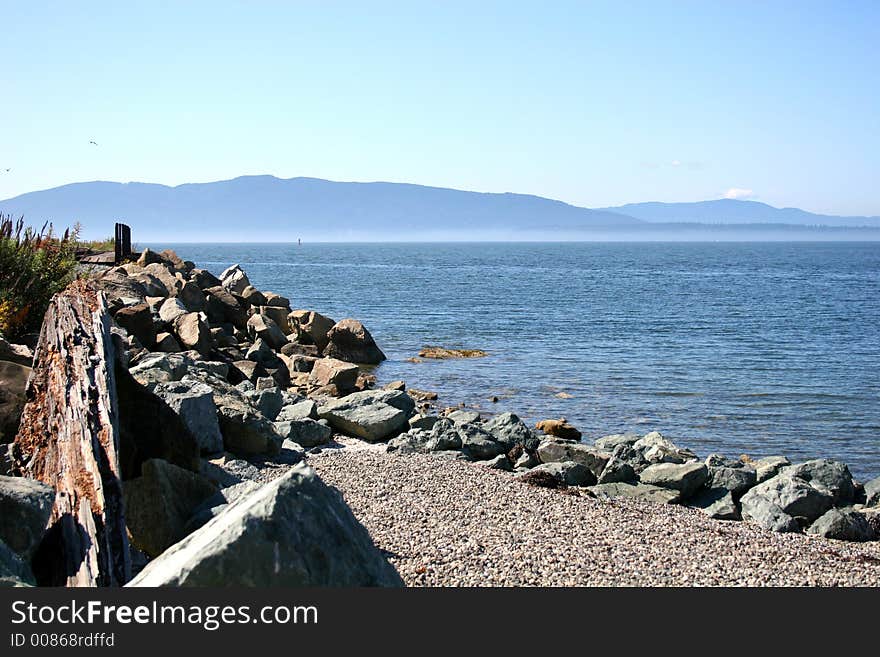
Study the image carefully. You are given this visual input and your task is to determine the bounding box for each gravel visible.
[308,439,880,586]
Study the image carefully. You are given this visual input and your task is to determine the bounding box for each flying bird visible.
[89,140,98,145]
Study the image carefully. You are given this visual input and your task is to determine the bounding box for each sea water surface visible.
[149,242,880,480]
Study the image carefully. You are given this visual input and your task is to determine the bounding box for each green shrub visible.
[0,215,79,339]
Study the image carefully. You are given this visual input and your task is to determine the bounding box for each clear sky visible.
[2,1,878,215]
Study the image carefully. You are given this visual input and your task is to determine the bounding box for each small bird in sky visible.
[89,140,98,146]
[3,168,9,172]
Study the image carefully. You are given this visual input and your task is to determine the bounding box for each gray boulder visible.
[537,439,611,478]
[173,312,213,357]
[128,464,403,587]
[807,508,874,542]
[786,459,855,506]
[753,455,791,483]
[244,387,284,421]
[152,379,223,454]
[586,482,681,504]
[447,409,481,425]
[708,465,757,498]
[523,461,595,487]
[481,455,513,471]
[0,475,55,560]
[0,539,35,587]
[639,462,709,499]
[483,412,540,452]
[593,433,641,450]
[387,429,432,454]
[273,419,333,448]
[409,414,439,431]
[214,390,283,456]
[632,432,697,464]
[158,297,188,324]
[318,397,408,442]
[458,423,506,460]
[425,419,463,451]
[689,487,740,520]
[740,471,834,531]
[597,444,643,483]
[277,400,319,422]
[219,264,251,295]
[123,459,217,557]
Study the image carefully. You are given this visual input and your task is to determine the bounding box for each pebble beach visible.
[311,439,880,587]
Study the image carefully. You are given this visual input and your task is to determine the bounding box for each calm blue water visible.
[149,242,880,480]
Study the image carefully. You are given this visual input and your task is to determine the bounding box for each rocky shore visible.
[2,250,879,587]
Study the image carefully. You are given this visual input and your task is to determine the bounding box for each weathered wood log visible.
[13,280,131,587]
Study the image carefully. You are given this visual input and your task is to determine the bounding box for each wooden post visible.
[13,280,131,587]
[114,223,131,264]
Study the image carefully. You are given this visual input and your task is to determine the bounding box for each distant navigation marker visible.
[298,238,302,246]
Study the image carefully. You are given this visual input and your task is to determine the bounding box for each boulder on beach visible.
[639,462,709,500]
[290,310,337,351]
[128,464,404,587]
[587,482,681,504]
[536,439,611,478]
[740,469,835,532]
[632,432,697,464]
[0,475,55,561]
[323,319,386,364]
[273,418,333,448]
[308,358,360,393]
[458,423,506,460]
[807,508,874,542]
[318,394,408,442]
[152,379,224,454]
[483,412,540,452]
[519,461,594,487]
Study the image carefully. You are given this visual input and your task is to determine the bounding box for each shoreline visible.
[3,248,879,587]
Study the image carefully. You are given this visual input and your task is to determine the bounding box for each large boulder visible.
[639,462,709,499]
[424,418,463,452]
[318,396,408,442]
[458,423,506,460]
[96,268,148,302]
[152,379,223,454]
[123,459,217,557]
[0,539,36,586]
[786,459,855,506]
[323,319,386,364]
[0,360,29,443]
[740,471,834,532]
[219,264,251,295]
[707,463,757,498]
[865,477,880,507]
[204,286,248,329]
[128,464,403,587]
[173,313,213,357]
[158,297,188,324]
[273,419,333,448]
[215,392,283,456]
[536,439,611,478]
[597,444,640,484]
[257,306,292,334]
[752,455,791,483]
[176,281,206,313]
[632,432,697,464]
[277,400,319,422]
[247,314,289,351]
[521,461,595,487]
[688,487,740,520]
[0,475,55,560]
[807,508,874,542]
[308,358,359,393]
[290,310,336,351]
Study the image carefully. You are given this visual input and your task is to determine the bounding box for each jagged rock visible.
[230,360,267,385]
[458,423,506,460]
[514,451,540,469]
[191,268,222,290]
[384,380,406,391]
[154,331,182,353]
[173,313,213,357]
[639,462,709,499]
[586,482,681,504]
[96,268,148,302]
[740,472,834,531]
[536,439,611,478]
[176,281,206,313]
[273,419,333,448]
[633,432,697,464]
[597,444,640,484]
[131,271,169,297]
[0,475,55,560]
[114,302,155,348]
[483,412,540,452]
[522,461,595,487]
[324,319,386,364]
[128,464,403,587]
[0,360,29,443]
[752,455,791,483]
[158,297,188,324]
[708,464,757,498]
[689,487,740,520]
[308,358,360,393]
[142,263,183,296]
[0,337,33,367]
[421,418,461,451]
[807,508,874,542]
[276,439,306,465]
[137,247,165,267]
[219,264,251,295]
[123,459,217,557]
[247,313,289,351]
[318,396,408,442]
[243,387,284,420]
[211,387,283,456]
[387,429,431,454]
[281,341,321,358]
[152,379,224,454]
[447,409,481,425]
[290,310,336,351]
[534,418,581,441]
[257,306,291,334]
[786,459,855,506]
[245,337,276,365]
[240,286,267,307]
[277,400,319,422]
[204,286,248,329]
[482,455,513,471]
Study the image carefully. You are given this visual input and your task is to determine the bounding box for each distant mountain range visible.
[1,176,878,241]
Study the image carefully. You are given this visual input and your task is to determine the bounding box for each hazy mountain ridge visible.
[599,199,880,227]
[1,176,878,241]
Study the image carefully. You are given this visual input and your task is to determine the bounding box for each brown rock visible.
[418,346,488,359]
[290,310,336,351]
[155,332,182,353]
[204,286,248,329]
[173,313,213,357]
[246,313,289,350]
[535,418,582,441]
[114,302,155,348]
[308,358,359,393]
[0,360,29,442]
[324,319,386,364]
[258,305,292,334]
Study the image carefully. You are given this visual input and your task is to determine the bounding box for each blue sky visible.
[2,1,878,215]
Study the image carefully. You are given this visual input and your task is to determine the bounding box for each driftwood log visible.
[13,280,130,586]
